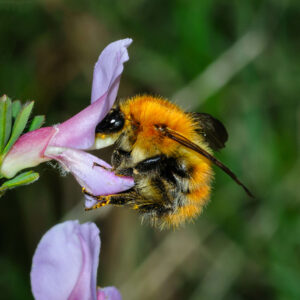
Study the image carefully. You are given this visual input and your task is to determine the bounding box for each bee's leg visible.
[84,187,173,220]
[113,155,164,178]
[111,148,131,170]
[82,187,95,197]
[114,168,133,177]
[105,191,172,215]
[83,188,138,211]
[134,203,173,216]
[92,162,112,172]
[92,161,133,177]
[82,188,110,209]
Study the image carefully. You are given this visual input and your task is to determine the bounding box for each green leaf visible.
[2,101,34,156]
[0,96,12,152]
[29,115,45,131]
[0,170,39,191]
[12,100,21,118]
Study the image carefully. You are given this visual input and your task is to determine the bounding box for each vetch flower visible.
[0,39,134,198]
[31,220,122,300]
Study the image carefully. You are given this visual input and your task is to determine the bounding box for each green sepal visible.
[0,170,39,192]
[2,101,34,157]
[29,115,45,131]
[0,95,12,152]
[12,100,21,118]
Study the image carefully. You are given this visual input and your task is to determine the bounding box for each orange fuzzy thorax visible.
[121,95,202,155]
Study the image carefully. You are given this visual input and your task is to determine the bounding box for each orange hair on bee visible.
[120,95,211,156]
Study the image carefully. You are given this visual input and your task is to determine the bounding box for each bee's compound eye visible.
[95,108,125,134]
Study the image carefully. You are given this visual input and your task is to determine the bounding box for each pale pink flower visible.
[0,39,134,201]
[31,220,122,300]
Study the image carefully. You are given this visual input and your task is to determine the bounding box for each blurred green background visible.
[0,0,299,299]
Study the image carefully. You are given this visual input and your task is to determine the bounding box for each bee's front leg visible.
[83,188,137,211]
[92,162,112,172]
[92,162,133,177]
[82,188,110,210]
[83,187,172,218]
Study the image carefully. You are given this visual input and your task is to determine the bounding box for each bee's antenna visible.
[157,125,254,198]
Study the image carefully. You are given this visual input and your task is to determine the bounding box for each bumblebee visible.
[85,95,253,228]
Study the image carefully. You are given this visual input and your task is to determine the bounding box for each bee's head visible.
[94,107,125,149]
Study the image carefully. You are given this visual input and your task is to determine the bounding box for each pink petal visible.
[97,287,122,300]
[49,38,132,150]
[0,127,56,178]
[48,93,108,150]
[91,38,132,104]
[45,147,134,208]
[31,221,100,300]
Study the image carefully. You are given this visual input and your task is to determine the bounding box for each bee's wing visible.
[158,126,254,198]
[188,112,228,151]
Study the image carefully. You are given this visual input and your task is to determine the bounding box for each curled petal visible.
[49,38,132,150]
[45,147,134,207]
[0,127,56,178]
[97,287,122,300]
[91,38,132,104]
[31,221,100,300]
